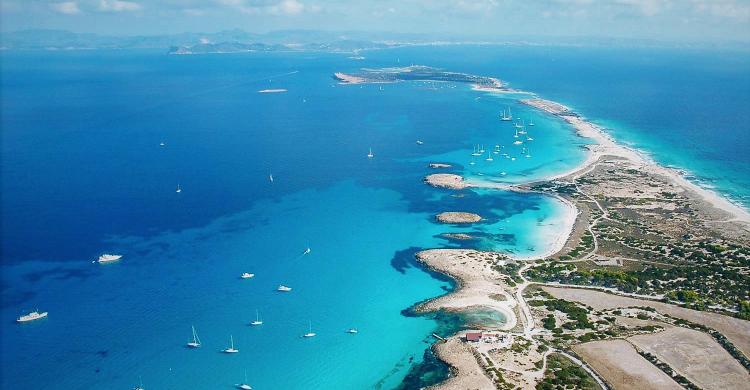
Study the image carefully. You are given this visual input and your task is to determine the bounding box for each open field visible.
[573,339,682,390]
[542,286,750,356]
[629,327,749,389]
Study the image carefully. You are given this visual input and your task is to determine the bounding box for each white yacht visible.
[513,140,523,145]
[187,325,201,348]
[527,136,534,141]
[277,285,292,292]
[97,254,122,263]
[250,310,263,326]
[367,148,374,158]
[416,140,424,145]
[159,142,165,147]
[500,171,507,176]
[347,328,359,334]
[176,184,182,193]
[16,310,48,323]
[302,321,316,338]
[241,273,255,279]
[223,335,239,353]
[236,371,252,389]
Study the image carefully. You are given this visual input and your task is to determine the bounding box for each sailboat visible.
[485,151,493,162]
[223,335,239,353]
[303,248,311,255]
[236,370,252,390]
[471,144,481,156]
[526,147,532,158]
[133,376,145,390]
[469,157,475,166]
[269,172,274,183]
[479,144,485,153]
[176,184,182,193]
[303,321,316,338]
[514,129,519,138]
[367,148,374,158]
[528,118,535,126]
[250,310,263,326]
[187,325,201,348]
[501,107,513,121]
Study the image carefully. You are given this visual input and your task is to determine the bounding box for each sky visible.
[1,0,749,43]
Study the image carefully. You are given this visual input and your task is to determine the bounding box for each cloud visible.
[51,1,82,14]
[98,0,142,12]
[216,0,308,15]
[692,0,750,22]
[614,0,669,17]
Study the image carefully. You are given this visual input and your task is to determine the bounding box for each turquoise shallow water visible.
[1,49,581,389]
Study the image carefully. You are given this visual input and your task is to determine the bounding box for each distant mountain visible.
[168,38,397,55]
[3,29,747,52]
[0,29,404,53]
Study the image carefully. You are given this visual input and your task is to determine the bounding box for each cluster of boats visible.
[468,107,535,168]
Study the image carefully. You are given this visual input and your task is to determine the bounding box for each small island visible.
[436,212,482,224]
[334,66,508,92]
[424,173,469,189]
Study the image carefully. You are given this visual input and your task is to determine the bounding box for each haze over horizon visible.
[2,0,749,44]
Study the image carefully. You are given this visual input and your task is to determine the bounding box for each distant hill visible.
[3,29,745,52]
[1,29,404,52]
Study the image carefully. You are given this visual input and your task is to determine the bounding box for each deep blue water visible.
[1,45,747,389]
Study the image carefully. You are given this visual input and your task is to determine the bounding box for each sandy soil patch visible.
[429,337,495,390]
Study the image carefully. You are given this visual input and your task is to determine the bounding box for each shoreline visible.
[417,85,750,389]
[520,98,750,225]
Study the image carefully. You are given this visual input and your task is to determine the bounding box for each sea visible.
[1,44,748,389]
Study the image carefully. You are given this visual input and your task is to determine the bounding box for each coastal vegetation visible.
[536,353,601,390]
[528,156,750,319]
